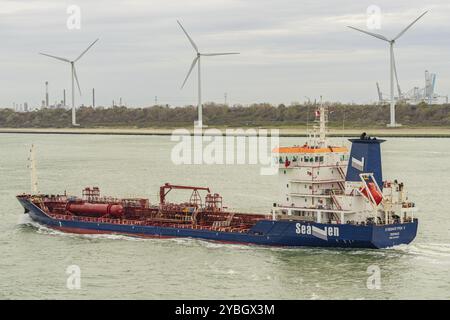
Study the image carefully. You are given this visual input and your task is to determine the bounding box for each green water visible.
[0,133,449,299]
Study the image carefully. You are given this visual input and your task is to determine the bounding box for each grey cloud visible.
[0,0,448,107]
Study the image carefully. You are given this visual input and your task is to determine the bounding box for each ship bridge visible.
[272,102,352,224]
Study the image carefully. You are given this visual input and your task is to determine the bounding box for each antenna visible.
[318,96,326,144]
[40,38,99,126]
[342,104,346,144]
[177,20,239,129]
[348,11,428,127]
[28,144,38,194]
[305,99,310,141]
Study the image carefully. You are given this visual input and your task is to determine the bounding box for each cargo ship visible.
[17,104,418,248]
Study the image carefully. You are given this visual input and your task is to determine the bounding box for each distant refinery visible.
[12,81,107,112]
[377,70,449,105]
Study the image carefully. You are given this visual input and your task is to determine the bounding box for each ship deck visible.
[22,194,271,234]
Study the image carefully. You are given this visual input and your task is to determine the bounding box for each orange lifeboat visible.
[359,182,383,205]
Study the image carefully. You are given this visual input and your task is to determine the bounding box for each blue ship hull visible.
[18,197,418,249]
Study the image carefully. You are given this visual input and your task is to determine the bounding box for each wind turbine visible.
[40,39,99,126]
[348,11,428,127]
[177,20,239,129]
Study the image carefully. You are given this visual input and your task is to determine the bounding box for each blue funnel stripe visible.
[345,138,385,189]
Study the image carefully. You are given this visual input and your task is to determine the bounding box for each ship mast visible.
[319,98,327,144]
[308,96,328,148]
[28,144,38,194]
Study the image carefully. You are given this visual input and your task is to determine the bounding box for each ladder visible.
[336,166,346,191]
[330,191,343,211]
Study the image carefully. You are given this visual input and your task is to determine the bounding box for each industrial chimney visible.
[45,81,49,107]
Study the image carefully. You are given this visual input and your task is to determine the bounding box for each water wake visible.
[393,243,450,260]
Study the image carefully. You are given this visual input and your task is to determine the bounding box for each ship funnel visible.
[345,133,385,189]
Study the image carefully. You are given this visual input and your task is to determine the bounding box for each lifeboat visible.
[359,182,383,205]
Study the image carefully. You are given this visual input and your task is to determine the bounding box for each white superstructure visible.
[272,103,417,226]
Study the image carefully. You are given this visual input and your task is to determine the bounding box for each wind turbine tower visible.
[40,39,99,126]
[177,20,239,129]
[348,11,428,127]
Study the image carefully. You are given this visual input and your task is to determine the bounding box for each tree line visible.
[1,102,449,128]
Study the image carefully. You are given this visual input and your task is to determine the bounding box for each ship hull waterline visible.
[18,197,418,249]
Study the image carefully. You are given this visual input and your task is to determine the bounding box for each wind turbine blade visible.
[347,26,389,42]
[201,52,240,56]
[392,50,402,97]
[39,52,70,63]
[73,66,82,96]
[74,38,99,62]
[177,20,199,53]
[394,11,428,40]
[181,56,199,89]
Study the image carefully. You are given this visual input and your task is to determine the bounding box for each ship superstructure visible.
[273,103,349,224]
[273,103,417,227]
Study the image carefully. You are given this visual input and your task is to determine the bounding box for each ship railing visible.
[402,202,415,208]
[324,189,344,196]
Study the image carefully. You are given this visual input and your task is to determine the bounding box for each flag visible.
[284,159,291,167]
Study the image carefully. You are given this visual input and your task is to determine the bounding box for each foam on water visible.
[395,243,450,259]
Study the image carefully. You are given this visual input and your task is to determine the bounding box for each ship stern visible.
[371,219,418,249]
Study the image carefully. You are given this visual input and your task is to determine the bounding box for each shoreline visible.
[1,127,450,137]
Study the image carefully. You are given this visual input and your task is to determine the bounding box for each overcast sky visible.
[0,0,448,107]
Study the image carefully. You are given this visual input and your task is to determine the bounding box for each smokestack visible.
[45,81,49,107]
[346,135,385,190]
[92,88,95,107]
[63,89,66,106]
